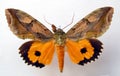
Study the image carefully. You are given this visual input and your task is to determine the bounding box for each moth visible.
[5,7,114,72]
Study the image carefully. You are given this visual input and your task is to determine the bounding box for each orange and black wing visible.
[66,39,103,65]
[19,40,55,68]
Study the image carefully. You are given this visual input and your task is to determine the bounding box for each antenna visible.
[44,16,53,25]
[62,13,75,29]
[44,16,57,32]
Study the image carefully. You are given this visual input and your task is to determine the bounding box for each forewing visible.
[67,7,114,39]
[5,8,53,40]
[66,39,103,65]
[19,40,55,68]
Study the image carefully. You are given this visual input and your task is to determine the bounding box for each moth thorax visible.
[54,28,66,46]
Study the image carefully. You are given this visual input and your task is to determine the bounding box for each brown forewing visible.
[5,8,53,41]
[66,7,114,40]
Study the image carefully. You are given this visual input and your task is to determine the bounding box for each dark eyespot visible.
[81,48,87,54]
[35,51,41,56]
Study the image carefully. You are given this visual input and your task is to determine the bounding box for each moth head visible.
[51,24,64,34]
[51,24,57,32]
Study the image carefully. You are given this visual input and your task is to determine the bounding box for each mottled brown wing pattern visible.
[66,7,114,40]
[5,9,53,41]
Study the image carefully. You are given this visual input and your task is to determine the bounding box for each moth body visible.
[52,25,66,72]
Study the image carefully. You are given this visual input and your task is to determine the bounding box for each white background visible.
[0,0,120,76]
